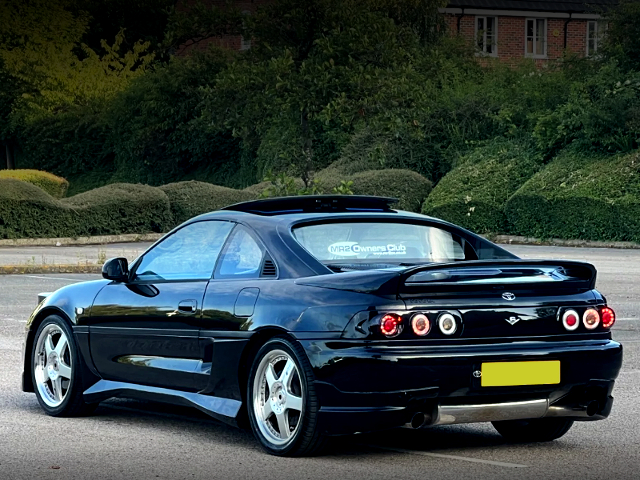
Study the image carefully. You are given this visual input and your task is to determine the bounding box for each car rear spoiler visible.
[396,259,597,296]
[295,260,597,297]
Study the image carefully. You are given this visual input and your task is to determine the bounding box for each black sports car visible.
[22,196,622,456]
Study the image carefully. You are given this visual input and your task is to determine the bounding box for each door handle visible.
[177,300,197,314]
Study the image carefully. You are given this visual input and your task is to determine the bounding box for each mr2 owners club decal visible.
[328,241,407,257]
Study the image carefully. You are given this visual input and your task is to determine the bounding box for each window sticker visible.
[328,242,407,257]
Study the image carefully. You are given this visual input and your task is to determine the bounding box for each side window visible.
[135,221,234,281]
[216,226,265,278]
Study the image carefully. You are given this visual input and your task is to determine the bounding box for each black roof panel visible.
[222,195,399,215]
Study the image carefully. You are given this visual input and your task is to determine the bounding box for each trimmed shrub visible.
[63,184,173,236]
[319,169,432,212]
[505,150,640,242]
[0,180,172,239]
[0,169,69,198]
[0,179,71,239]
[422,142,541,233]
[160,181,257,226]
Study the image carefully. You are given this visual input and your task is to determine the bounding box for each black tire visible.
[31,315,97,417]
[247,336,326,456]
[492,417,574,443]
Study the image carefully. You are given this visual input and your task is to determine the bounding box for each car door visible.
[88,220,235,392]
[198,225,276,397]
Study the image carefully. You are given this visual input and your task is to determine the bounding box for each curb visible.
[0,232,638,251]
[0,265,103,275]
[0,233,163,248]
[491,235,640,250]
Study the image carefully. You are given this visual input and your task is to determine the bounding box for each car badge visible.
[505,316,520,325]
[502,292,516,301]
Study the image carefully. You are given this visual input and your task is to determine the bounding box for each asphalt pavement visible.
[0,244,639,479]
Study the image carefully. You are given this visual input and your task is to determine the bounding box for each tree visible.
[205,0,446,185]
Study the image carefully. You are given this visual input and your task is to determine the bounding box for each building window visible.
[476,16,497,56]
[240,10,252,51]
[525,18,547,58]
[587,21,606,56]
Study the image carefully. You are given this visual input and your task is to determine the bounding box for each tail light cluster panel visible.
[558,306,616,332]
[345,310,464,340]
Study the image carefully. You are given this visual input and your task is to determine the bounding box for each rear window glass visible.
[292,222,471,265]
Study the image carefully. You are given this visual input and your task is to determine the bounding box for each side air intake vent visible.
[261,259,277,277]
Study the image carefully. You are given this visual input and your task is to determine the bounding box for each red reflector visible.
[380,314,402,337]
[562,310,580,331]
[601,307,615,329]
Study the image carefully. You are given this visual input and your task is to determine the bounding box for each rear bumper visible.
[300,338,622,435]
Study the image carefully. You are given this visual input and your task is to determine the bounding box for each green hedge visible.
[422,143,540,233]
[0,179,71,239]
[160,181,257,226]
[319,169,432,212]
[0,180,172,239]
[63,183,173,236]
[505,150,640,242]
[0,169,69,198]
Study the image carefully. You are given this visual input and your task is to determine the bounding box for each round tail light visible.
[583,308,600,330]
[411,314,431,336]
[438,313,457,335]
[601,307,615,329]
[562,310,580,331]
[380,314,402,337]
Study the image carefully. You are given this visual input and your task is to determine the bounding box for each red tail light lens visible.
[562,310,580,331]
[583,308,600,330]
[411,314,431,336]
[601,307,615,329]
[380,314,402,337]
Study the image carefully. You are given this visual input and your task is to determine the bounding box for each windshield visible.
[292,221,474,267]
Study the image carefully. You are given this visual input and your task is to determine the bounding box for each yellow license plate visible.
[481,361,560,387]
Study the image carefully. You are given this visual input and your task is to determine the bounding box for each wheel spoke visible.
[51,377,63,402]
[57,361,72,380]
[280,358,296,389]
[54,334,68,357]
[276,412,290,439]
[262,401,273,421]
[44,334,55,357]
[287,394,303,413]
[265,363,277,390]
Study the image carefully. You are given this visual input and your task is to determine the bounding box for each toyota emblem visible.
[502,292,516,301]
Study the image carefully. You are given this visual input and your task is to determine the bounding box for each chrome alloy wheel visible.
[33,323,73,408]
[252,349,304,447]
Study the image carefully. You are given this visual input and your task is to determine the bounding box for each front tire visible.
[247,337,325,456]
[492,418,574,443]
[31,315,97,417]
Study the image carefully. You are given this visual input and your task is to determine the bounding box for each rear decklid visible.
[297,259,603,338]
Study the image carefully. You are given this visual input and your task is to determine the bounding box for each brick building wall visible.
[176,1,601,65]
[176,0,271,55]
[444,12,597,65]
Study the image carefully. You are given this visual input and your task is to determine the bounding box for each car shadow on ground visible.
[92,398,516,458]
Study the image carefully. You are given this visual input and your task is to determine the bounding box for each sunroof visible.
[222,195,399,215]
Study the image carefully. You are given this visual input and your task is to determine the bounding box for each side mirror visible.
[102,257,129,282]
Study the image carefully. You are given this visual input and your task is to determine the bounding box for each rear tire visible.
[31,315,97,417]
[247,336,326,456]
[492,418,574,443]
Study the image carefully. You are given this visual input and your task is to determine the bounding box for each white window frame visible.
[586,20,606,57]
[475,16,498,57]
[240,10,252,51]
[525,18,547,58]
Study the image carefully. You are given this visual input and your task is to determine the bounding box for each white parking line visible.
[25,275,86,282]
[362,445,528,468]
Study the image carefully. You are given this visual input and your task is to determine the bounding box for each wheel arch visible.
[22,307,73,392]
[236,327,298,428]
